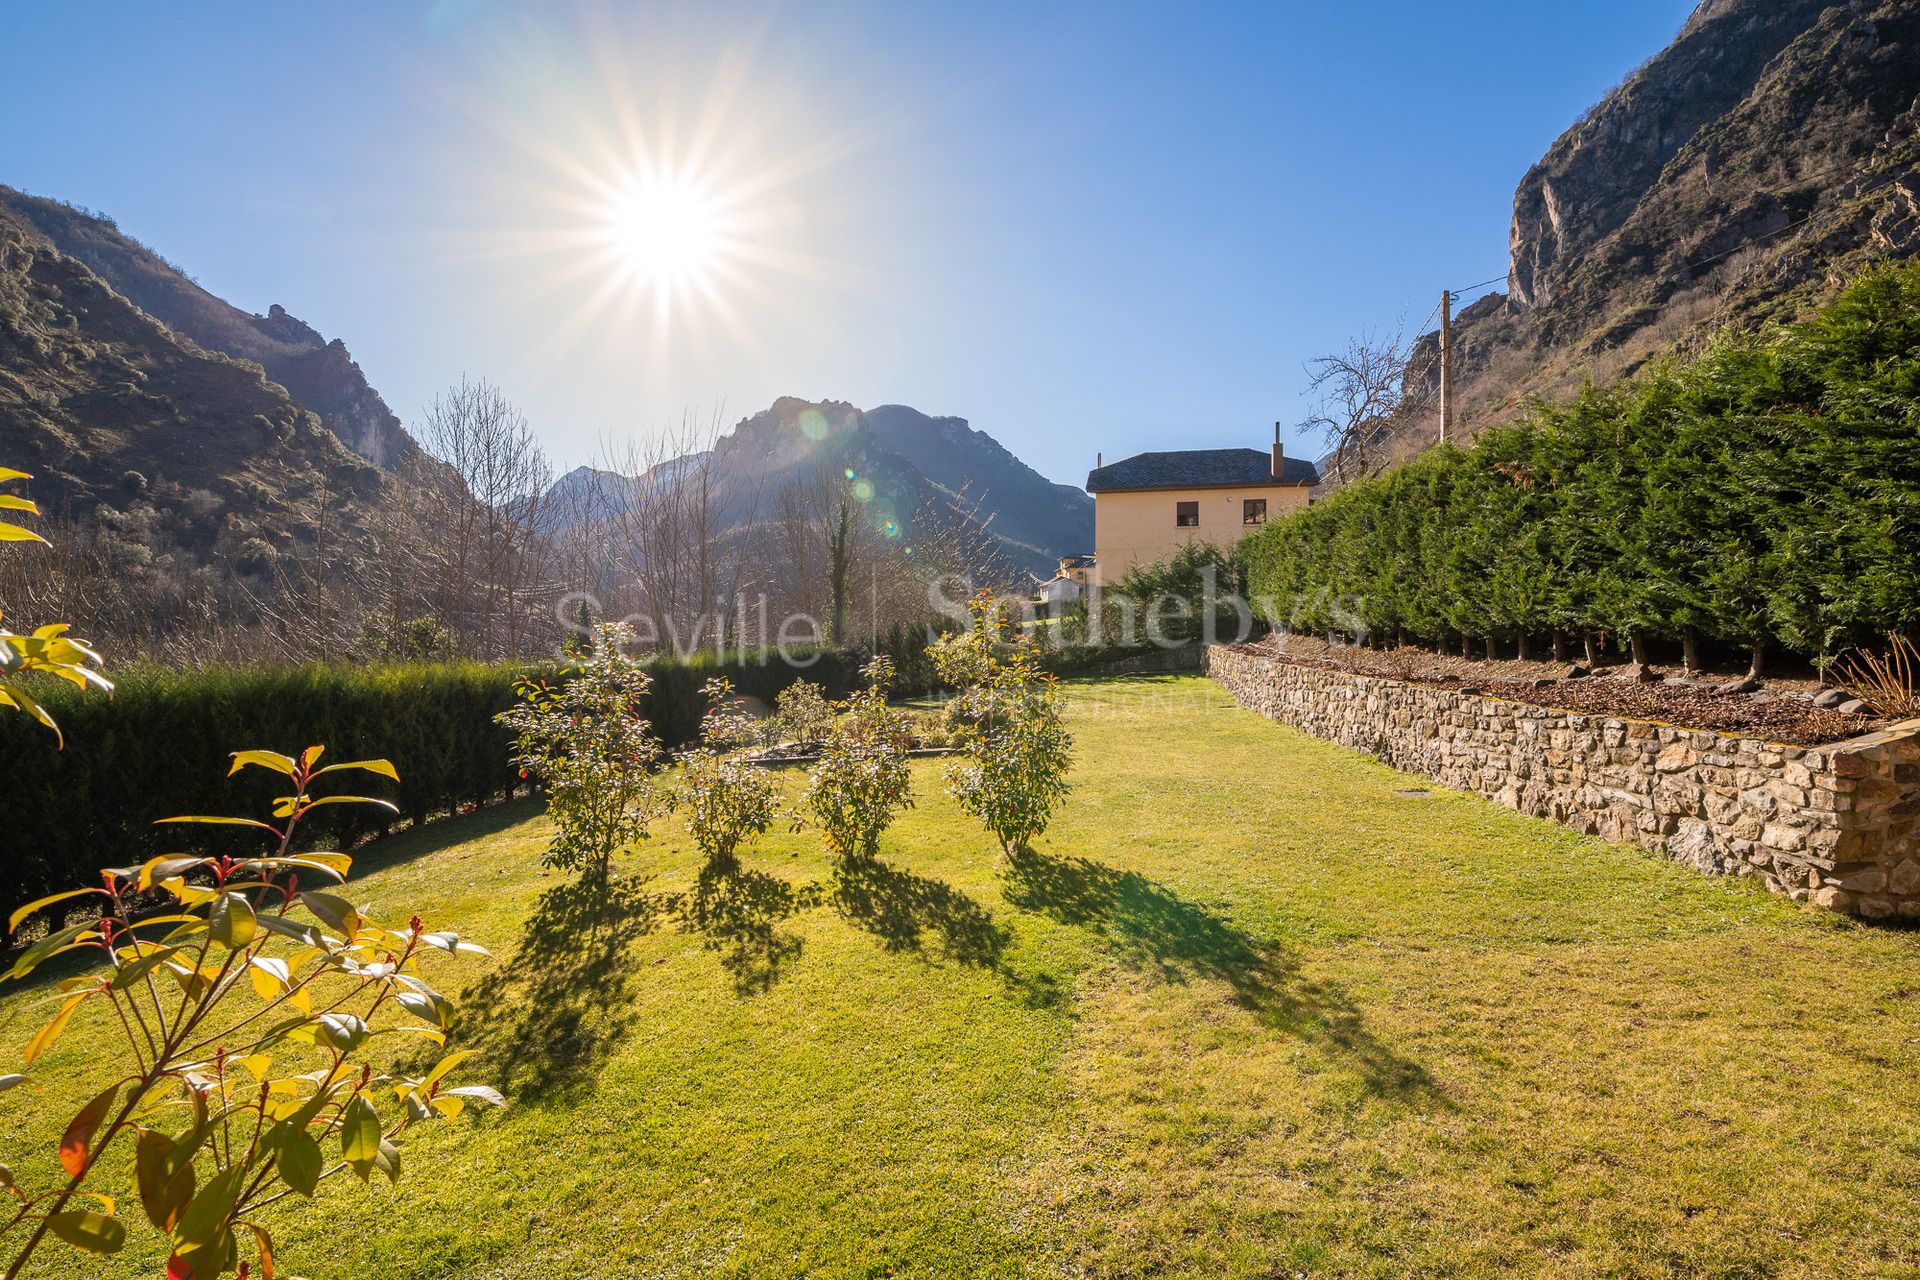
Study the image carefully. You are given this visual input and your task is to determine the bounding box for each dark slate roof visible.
[1086,448,1318,492]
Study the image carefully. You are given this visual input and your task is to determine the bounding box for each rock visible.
[1811,885,1857,912]
[1715,677,1762,696]
[1811,688,1847,709]
[1562,664,1591,680]
[1837,698,1869,715]
[1614,662,1663,684]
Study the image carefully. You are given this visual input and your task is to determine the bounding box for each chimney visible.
[1271,422,1284,479]
[1096,451,1102,468]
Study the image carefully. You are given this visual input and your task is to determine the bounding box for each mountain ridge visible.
[0,186,421,470]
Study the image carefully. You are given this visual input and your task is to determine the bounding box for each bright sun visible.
[602,172,732,295]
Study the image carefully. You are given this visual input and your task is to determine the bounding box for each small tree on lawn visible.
[682,677,776,874]
[933,592,1074,856]
[496,623,670,876]
[794,656,914,860]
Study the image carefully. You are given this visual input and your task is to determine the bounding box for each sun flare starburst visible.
[597,170,735,296]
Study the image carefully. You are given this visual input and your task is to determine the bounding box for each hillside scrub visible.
[1242,263,1920,667]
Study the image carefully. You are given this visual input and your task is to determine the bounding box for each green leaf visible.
[298,891,359,937]
[136,1129,195,1232]
[299,795,400,814]
[4,921,94,980]
[373,1138,402,1186]
[171,1165,244,1252]
[112,946,182,992]
[154,815,280,833]
[254,913,322,946]
[311,758,400,783]
[45,1210,127,1255]
[272,1124,322,1197]
[7,888,103,935]
[314,1012,369,1054]
[208,892,257,950]
[339,1094,381,1182]
[443,1084,507,1108]
[23,991,89,1065]
[421,1049,476,1092]
[137,857,209,891]
[0,494,39,514]
[0,522,50,545]
[395,987,452,1029]
[227,750,296,777]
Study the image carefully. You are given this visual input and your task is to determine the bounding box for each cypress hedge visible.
[1241,263,1920,667]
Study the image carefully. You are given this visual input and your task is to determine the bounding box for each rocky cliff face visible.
[0,188,421,469]
[0,203,384,560]
[1401,0,1920,445]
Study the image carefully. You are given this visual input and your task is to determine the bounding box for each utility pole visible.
[1439,288,1454,445]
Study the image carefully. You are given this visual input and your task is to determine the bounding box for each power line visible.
[1450,272,1509,295]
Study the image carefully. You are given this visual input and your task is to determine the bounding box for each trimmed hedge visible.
[0,622,1178,908]
[1241,263,1920,664]
[0,650,868,908]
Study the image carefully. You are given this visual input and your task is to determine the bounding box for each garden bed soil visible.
[1252,635,1890,745]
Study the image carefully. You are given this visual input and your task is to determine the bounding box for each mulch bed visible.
[1246,640,1888,746]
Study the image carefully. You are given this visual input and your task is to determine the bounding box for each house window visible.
[1243,499,1268,525]
[1175,501,1199,528]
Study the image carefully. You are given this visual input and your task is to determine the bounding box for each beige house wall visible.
[1093,483,1310,582]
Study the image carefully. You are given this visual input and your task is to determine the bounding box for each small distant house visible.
[1032,555,1095,618]
[1085,429,1317,582]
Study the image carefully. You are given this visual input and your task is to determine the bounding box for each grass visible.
[5,674,1920,1278]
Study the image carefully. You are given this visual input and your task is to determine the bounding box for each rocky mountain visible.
[0,198,384,565]
[545,397,1094,577]
[1402,0,1920,442]
[0,187,420,469]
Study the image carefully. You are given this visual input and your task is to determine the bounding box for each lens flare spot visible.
[799,410,829,441]
[851,479,875,502]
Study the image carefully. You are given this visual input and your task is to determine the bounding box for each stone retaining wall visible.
[1207,644,1920,920]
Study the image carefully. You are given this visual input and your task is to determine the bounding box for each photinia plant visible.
[0,747,500,1280]
[681,678,775,875]
[495,623,671,876]
[793,656,914,861]
[0,466,110,746]
[932,592,1074,855]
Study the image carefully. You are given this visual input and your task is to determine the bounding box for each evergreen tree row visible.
[1241,264,1920,668]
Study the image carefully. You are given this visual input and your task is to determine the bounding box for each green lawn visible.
[6,675,1920,1279]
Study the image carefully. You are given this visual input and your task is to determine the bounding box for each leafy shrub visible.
[932,594,1074,854]
[496,625,671,875]
[0,748,499,1279]
[771,680,832,746]
[793,656,914,860]
[681,677,776,873]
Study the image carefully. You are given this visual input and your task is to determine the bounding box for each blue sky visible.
[3,1,1694,488]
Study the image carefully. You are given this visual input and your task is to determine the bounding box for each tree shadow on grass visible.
[683,863,819,996]
[1002,849,1441,1102]
[453,868,671,1103]
[832,854,1009,970]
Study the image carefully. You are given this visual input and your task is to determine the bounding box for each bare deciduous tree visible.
[1301,328,1410,486]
